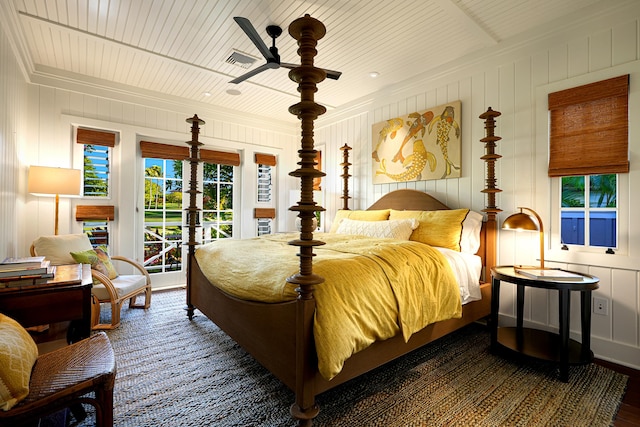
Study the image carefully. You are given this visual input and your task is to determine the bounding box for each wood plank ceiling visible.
[3,0,614,124]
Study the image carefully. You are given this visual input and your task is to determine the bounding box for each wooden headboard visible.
[367,189,449,211]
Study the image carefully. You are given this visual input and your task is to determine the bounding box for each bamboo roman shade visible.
[255,153,277,166]
[76,205,115,221]
[254,208,276,219]
[548,75,629,177]
[140,141,240,166]
[77,128,117,147]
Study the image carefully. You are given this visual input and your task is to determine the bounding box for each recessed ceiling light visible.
[369,71,380,78]
[226,89,242,96]
[203,92,212,97]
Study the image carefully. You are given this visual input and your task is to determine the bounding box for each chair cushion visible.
[92,275,147,301]
[32,234,92,265]
[0,314,39,411]
[70,247,118,280]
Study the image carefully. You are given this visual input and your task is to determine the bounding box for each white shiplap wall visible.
[316,6,640,369]
[0,24,27,259]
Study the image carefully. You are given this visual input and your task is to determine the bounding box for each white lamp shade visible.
[28,166,82,196]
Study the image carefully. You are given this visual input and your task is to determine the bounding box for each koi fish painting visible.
[371,101,462,184]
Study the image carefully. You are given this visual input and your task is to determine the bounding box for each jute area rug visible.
[79,288,627,427]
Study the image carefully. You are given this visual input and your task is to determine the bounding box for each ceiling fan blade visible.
[280,63,342,80]
[324,69,342,80]
[230,63,277,84]
[234,17,274,61]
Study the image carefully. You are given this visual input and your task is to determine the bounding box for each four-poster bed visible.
[184,14,501,426]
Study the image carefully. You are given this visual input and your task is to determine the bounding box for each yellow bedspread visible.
[195,233,461,380]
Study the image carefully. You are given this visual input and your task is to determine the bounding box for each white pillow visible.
[336,218,418,240]
[460,211,484,254]
[32,233,93,265]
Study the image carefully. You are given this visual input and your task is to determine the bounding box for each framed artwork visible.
[372,100,461,184]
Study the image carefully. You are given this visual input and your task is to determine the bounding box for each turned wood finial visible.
[479,107,502,220]
[340,144,352,210]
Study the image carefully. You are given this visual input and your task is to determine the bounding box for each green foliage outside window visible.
[83,144,109,197]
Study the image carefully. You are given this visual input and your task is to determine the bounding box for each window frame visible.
[201,162,235,244]
[81,143,111,198]
[73,127,115,199]
[557,174,620,252]
[142,157,185,275]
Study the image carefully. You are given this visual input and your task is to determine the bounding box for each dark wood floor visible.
[596,359,640,426]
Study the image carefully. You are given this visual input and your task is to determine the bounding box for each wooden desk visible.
[0,264,92,343]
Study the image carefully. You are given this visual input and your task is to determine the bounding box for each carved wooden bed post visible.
[479,107,502,276]
[340,144,352,210]
[185,114,204,320]
[286,14,329,426]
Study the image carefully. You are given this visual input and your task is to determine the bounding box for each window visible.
[257,163,272,202]
[140,141,240,273]
[202,163,234,243]
[83,144,110,197]
[560,174,617,249]
[75,205,114,250]
[143,159,183,274]
[257,218,272,236]
[82,220,110,248]
[77,128,116,198]
[254,153,277,236]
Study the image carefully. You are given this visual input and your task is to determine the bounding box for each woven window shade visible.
[548,75,629,177]
[254,208,276,219]
[77,128,117,147]
[140,141,240,166]
[76,205,115,221]
[255,153,277,166]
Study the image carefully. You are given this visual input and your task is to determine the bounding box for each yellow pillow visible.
[389,209,470,251]
[328,209,390,233]
[0,313,39,411]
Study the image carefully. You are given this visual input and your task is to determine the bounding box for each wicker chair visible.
[31,233,152,330]
[0,332,116,427]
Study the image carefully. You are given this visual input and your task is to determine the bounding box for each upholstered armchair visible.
[30,233,151,330]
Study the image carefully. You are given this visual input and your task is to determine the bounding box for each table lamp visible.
[502,207,544,269]
[28,166,82,235]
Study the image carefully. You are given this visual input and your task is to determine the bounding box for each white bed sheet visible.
[435,247,482,304]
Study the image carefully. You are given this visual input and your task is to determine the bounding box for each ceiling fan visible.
[230,17,342,84]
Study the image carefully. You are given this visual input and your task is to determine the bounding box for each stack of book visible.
[0,256,55,288]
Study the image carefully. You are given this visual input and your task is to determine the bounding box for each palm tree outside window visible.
[560,174,617,249]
